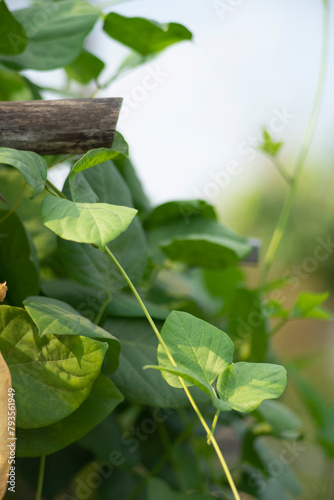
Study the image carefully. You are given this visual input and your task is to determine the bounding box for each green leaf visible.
[145,364,231,411]
[104,318,207,408]
[146,201,251,268]
[161,234,251,269]
[0,68,33,100]
[0,211,39,306]
[69,132,129,201]
[16,374,123,457]
[113,157,151,214]
[59,161,148,292]
[24,296,120,373]
[292,291,331,320]
[0,0,28,55]
[2,1,100,70]
[0,148,47,198]
[227,288,269,362]
[256,400,302,437]
[0,306,108,428]
[145,200,216,228]
[217,362,287,413]
[147,478,185,500]
[0,167,56,262]
[65,49,105,84]
[41,196,137,251]
[157,311,234,388]
[259,129,283,157]
[103,13,192,56]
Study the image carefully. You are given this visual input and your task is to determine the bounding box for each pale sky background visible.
[12,0,334,206]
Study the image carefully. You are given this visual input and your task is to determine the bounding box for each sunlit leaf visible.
[157,311,234,388]
[0,306,108,429]
[24,296,120,372]
[217,362,287,413]
[41,196,137,251]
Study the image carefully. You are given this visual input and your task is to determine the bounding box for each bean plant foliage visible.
[0,1,332,500]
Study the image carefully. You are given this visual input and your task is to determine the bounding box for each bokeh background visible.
[7,1,334,498]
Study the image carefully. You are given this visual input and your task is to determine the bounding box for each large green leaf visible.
[65,49,105,84]
[157,311,234,388]
[58,161,148,292]
[0,0,28,55]
[0,148,47,198]
[0,306,107,429]
[41,196,137,251]
[24,296,120,372]
[104,318,207,408]
[0,211,39,306]
[161,234,251,269]
[2,1,100,70]
[16,373,123,457]
[146,201,251,268]
[217,362,287,413]
[103,13,192,56]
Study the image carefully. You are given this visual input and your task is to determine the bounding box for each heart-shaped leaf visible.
[104,318,207,408]
[16,374,124,457]
[103,13,192,56]
[0,148,47,198]
[24,296,120,372]
[157,311,234,388]
[0,306,108,429]
[41,196,137,251]
[217,362,287,413]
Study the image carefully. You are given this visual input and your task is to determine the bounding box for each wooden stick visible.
[0,98,122,155]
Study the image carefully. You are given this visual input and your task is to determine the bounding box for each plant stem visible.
[272,157,293,185]
[208,409,221,444]
[105,247,241,500]
[35,455,46,500]
[0,182,27,224]
[93,291,110,325]
[45,179,67,199]
[259,0,330,287]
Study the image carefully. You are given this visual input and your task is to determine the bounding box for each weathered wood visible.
[0,98,122,155]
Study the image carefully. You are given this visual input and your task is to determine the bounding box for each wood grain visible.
[0,98,122,155]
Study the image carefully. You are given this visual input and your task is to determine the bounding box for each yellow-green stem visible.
[105,247,240,500]
[35,455,45,500]
[260,0,330,287]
